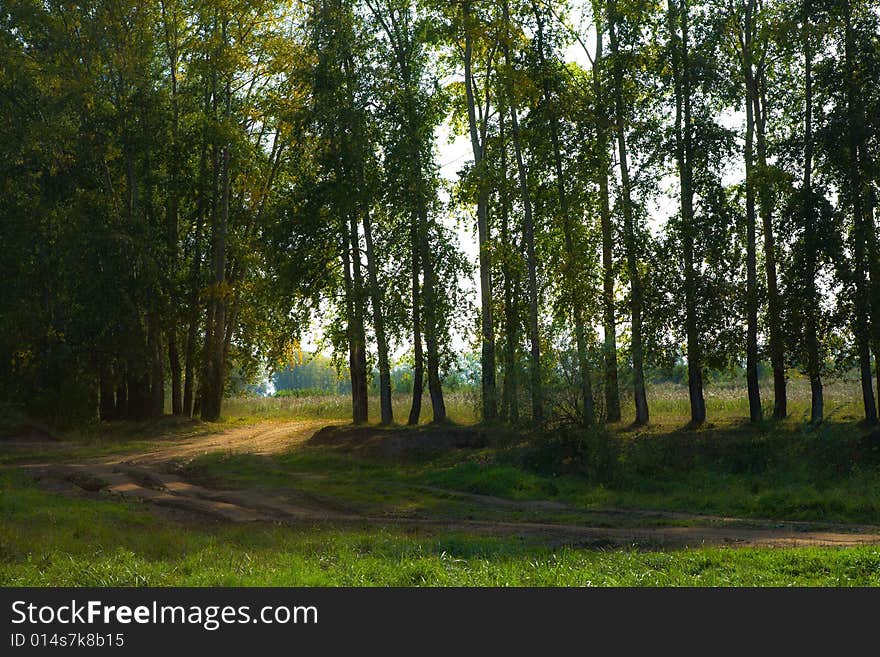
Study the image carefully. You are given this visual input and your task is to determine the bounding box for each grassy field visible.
[3,378,880,586]
[221,376,866,426]
[192,378,880,524]
[221,390,480,425]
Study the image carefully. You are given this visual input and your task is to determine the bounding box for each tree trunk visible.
[498,114,520,425]
[609,0,649,425]
[411,122,446,423]
[99,361,115,421]
[362,210,394,425]
[114,374,128,419]
[843,0,878,424]
[866,200,880,411]
[742,0,762,423]
[753,67,787,419]
[802,3,823,424]
[421,215,447,423]
[509,100,543,426]
[463,12,497,423]
[503,0,542,425]
[164,5,183,417]
[168,332,182,415]
[183,85,210,418]
[593,29,621,423]
[408,209,424,426]
[669,0,707,425]
[148,313,165,417]
[201,35,229,423]
[344,217,369,425]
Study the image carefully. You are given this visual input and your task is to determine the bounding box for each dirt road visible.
[17,420,880,549]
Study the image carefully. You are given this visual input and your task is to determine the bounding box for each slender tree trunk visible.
[498,114,519,425]
[127,360,146,420]
[410,126,446,423]
[754,70,787,418]
[183,86,210,418]
[201,31,230,422]
[593,29,621,423]
[802,3,823,423]
[502,0,542,424]
[341,234,359,424]
[508,99,543,426]
[609,0,649,425]
[463,12,497,423]
[99,361,115,421]
[362,210,393,425]
[742,0,762,423]
[347,215,369,425]
[164,4,183,416]
[866,200,880,410]
[408,208,424,425]
[669,0,707,425]
[148,313,165,417]
[421,214,447,422]
[369,4,441,424]
[341,230,368,425]
[114,373,128,419]
[843,0,878,424]
[182,233,203,418]
[182,310,199,416]
[168,333,182,415]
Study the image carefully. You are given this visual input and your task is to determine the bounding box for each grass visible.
[2,470,880,586]
[178,408,880,525]
[3,377,880,586]
[221,391,479,425]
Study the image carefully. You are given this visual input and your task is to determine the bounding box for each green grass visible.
[2,470,880,586]
[625,375,866,425]
[4,377,880,586]
[178,409,880,525]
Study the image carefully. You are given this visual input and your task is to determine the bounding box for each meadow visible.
[3,377,880,587]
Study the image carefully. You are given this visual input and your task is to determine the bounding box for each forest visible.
[1,0,879,431]
[2,0,880,432]
[4,0,880,590]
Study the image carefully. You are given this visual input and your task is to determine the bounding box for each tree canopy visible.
[1,0,879,429]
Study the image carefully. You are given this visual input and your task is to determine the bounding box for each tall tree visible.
[748,0,787,419]
[500,0,543,424]
[608,0,649,425]
[592,13,622,423]
[667,0,708,425]
[462,0,499,423]
[842,0,878,424]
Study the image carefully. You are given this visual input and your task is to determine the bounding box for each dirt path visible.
[17,420,880,549]
[114,419,334,464]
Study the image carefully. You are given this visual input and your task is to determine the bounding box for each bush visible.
[523,425,618,483]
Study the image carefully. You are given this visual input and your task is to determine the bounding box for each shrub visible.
[523,425,618,483]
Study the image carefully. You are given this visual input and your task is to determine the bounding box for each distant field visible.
[220,376,867,427]
[221,390,479,425]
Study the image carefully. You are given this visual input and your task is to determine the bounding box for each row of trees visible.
[1,0,878,428]
[454,0,880,427]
